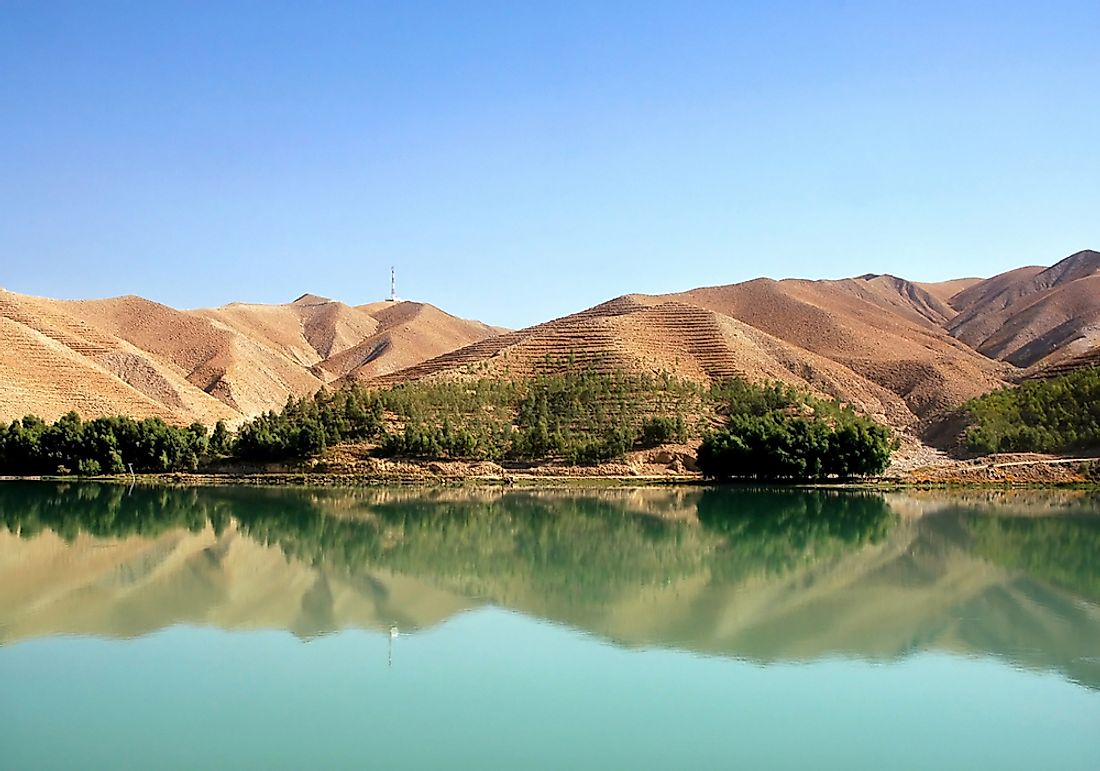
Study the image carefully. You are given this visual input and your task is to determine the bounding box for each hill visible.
[324,301,504,382]
[3,248,1098,446]
[947,250,1100,369]
[369,275,1014,430]
[0,289,237,426]
[0,290,501,425]
[365,250,1098,438]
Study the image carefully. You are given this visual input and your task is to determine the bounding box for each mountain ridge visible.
[2,250,1097,439]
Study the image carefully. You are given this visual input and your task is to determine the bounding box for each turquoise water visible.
[1,483,1098,769]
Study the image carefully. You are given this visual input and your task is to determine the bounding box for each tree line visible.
[1,372,896,479]
[961,366,1100,454]
[696,381,896,481]
[0,412,230,476]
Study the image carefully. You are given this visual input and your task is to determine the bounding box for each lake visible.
[1,482,1098,770]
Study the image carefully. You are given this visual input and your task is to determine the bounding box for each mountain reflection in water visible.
[1,482,1098,690]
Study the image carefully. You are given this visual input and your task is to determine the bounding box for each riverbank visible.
[3,452,1098,489]
[2,439,1097,488]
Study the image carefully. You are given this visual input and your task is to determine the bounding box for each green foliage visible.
[696,380,894,481]
[961,367,1100,454]
[233,385,384,461]
[374,370,703,464]
[637,415,688,448]
[1,372,895,475]
[209,420,232,456]
[0,412,209,475]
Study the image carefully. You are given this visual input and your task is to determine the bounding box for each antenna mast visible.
[389,266,397,302]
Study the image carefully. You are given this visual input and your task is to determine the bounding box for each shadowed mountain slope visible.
[915,277,983,309]
[325,301,503,382]
[947,250,1100,369]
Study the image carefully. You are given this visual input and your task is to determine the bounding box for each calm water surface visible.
[1,483,1098,769]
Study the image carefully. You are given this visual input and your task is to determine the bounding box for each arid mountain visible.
[0,289,238,426]
[653,276,1010,419]
[325,300,504,382]
[0,290,501,425]
[370,250,1099,431]
[947,250,1100,369]
[63,294,324,419]
[914,277,982,309]
[373,275,1015,429]
[3,249,1097,431]
[371,297,917,427]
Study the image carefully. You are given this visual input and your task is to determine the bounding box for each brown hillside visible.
[914,277,982,309]
[947,265,1047,318]
[653,277,1010,417]
[293,294,382,359]
[948,250,1100,368]
[370,296,918,428]
[1029,346,1100,379]
[0,290,236,425]
[66,296,323,418]
[370,270,1020,429]
[0,288,500,425]
[5,250,1097,433]
[0,315,181,424]
[840,274,956,324]
[977,276,1100,367]
[326,301,502,382]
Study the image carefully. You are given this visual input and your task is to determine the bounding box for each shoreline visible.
[2,470,1097,491]
[2,445,1097,491]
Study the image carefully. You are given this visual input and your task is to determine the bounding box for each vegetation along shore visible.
[2,367,1098,487]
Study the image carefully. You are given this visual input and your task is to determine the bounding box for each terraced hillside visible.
[369,278,1011,430]
[0,290,237,425]
[369,250,1099,434]
[367,299,912,426]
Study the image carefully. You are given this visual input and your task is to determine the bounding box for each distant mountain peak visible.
[291,293,334,306]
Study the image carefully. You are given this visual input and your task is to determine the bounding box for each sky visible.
[1,1,1097,329]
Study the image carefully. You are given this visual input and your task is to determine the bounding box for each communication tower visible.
[389,266,398,302]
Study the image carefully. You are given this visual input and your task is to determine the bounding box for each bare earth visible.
[0,291,499,425]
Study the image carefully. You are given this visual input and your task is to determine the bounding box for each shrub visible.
[962,366,1100,455]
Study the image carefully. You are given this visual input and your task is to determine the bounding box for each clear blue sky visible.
[1,1,1097,328]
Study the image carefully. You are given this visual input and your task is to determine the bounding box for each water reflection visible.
[1,482,1098,689]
